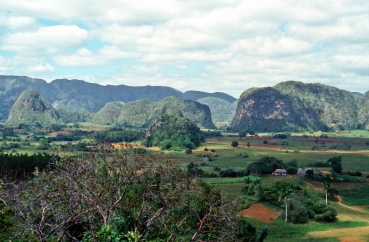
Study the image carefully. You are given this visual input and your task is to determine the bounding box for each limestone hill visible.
[117,97,216,129]
[231,81,358,132]
[0,75,235,120]
[92,102,125,125]
[5,89,62,127]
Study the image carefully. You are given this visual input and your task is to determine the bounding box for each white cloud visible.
[1,25,88,53]
[122,65,161,74]
[97,45,140,59]
[54,48,105,67]
[0,0,368,97]
[0,13,36,30]
[26,63,55,72]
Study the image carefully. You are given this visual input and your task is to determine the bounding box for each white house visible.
[272,169,287,176]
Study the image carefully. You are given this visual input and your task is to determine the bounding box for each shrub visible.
[231,141,239,148]
[347,171,362,177]
[313,201,337,222]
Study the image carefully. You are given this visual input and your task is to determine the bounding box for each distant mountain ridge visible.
[7,90,215,129]
[0,75,236,120]
[197,97,236,122]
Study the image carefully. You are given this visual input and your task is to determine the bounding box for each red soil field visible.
[237,203,281,223]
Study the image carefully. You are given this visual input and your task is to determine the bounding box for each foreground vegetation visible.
[0,144,267,241]
[1,119,369,241]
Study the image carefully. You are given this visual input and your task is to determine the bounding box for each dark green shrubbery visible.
[246,156,285,175]
[143,114,205,151]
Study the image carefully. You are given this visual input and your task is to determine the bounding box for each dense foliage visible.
[95,129,146,143]
[1,144,268,241]
[246,156,286,175]
[327,156,343,173]
[0,152,57,180]
[144,114,205,151]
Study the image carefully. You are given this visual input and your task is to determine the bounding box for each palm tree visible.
[323,178,331,206]
[279,185,293,223]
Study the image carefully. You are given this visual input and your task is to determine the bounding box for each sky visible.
[0,0,368,98]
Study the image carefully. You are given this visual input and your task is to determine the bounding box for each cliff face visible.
[274,81,358,129]
[5,89,62,127]
[231,87,306,132]
[358,91,369,129]
[231,81,358,132]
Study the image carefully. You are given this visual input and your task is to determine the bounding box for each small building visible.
[272,169,287,176]
[297,168,312,177]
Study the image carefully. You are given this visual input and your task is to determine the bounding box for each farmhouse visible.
[312,146,319,151]
[272,169,287,176]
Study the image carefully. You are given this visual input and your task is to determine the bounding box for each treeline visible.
[0,153,58,180]
[94,130,146,143]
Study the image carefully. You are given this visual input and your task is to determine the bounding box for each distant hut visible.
[272,169,287,176]
[312,146,319,151]
[297,168,312,177]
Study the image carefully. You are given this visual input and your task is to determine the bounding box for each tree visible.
[231,141,239,148]
[327,156,343,173]
[143,114,205,151]
[238,131,246,139]
[214,166,222,174]
[322,178,331,206]
[5,144,267,241]
[313,201,337,222]
[305,169,314,180]
[278,186,293,223]
[254,184,264,202]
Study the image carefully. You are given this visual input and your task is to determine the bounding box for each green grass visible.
[337,186,369,206]
[246,218,368,242]
[203,176,260,184]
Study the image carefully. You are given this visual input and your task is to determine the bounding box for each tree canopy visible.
[143,114,205,151]
[3,144,268,241]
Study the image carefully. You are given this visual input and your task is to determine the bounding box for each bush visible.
[347,171,362,177]
[231,141,239,148]
[313,202,337,222]
[287,200,309,224]
[185,148,192,154]
[286,167,297,174]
